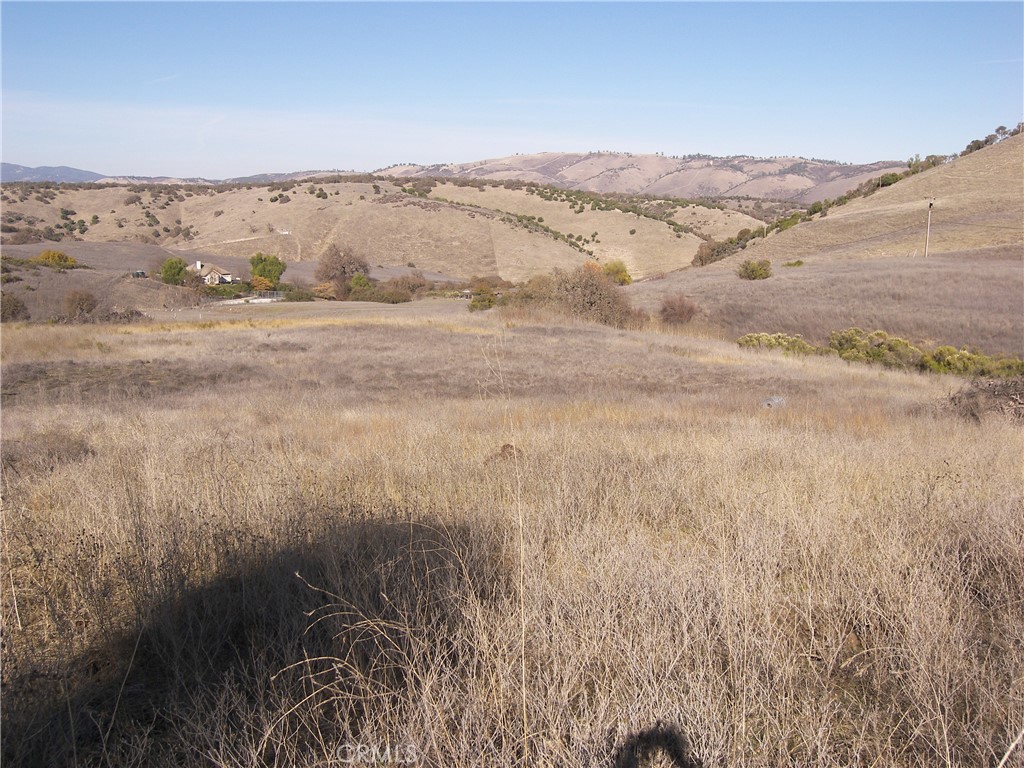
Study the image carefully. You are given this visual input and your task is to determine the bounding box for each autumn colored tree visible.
[250,253,286,288]
[250,275,274,292]
[601,259,633,285]
[34,249,77,269]
[315,244,369,299]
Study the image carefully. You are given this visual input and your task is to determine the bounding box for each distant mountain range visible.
[0,163,358,186]
[2,152,908,202]
[1,163,108,183]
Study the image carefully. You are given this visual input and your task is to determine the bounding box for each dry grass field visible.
[628,245,1024,358]
[2,299,1022,767]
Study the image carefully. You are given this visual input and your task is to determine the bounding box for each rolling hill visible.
[2,135,1020,355]
[3,149,907,203]
[0,176,773,282]
[627,133,1024,355]
[383,151,909,203]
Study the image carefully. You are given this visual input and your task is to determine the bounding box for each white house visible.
[191,260,233,285]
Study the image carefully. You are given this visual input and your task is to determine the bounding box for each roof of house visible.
[198,264,231,277]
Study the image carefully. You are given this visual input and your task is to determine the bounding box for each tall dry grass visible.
[1,311,1022,767]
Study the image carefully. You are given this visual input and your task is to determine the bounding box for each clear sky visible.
[2,1,1022,178]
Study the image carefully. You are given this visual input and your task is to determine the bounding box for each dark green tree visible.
[160,257,188,285]
[250,253,286,288]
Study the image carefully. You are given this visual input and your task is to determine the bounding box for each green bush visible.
[344,273,413,304]
[774,212,802,232]
[468,290,496,312]
[281,287,315,302]
[738,326,1024,378]
[348,272,373,293]
[782,260,804,267]
[201,283,250,299]
[737,332,818,356]
[375,287,413,304]
[737,259,772,280]
[828,328,923,369]
[922,346,1024,378]
[601,259,633,285]
[160,257,188,285]
[350,285,412,304]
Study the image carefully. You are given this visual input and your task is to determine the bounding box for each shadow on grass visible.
[612,721,704,768]
[3,518,491,767]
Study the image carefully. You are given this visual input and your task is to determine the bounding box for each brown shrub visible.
[498,268,645,329]
[62,290,99,319]
[383,272,430,297]
[659,293,699,326]
[552,265,646,329]
[949,376,1024,422]
[1,292,30,322]
[2,229,43,245]
[1,428,93,473]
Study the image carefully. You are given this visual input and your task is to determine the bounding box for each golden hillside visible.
[743,133,1024,262]
[1,177,765,282]
[628,135,1024,355]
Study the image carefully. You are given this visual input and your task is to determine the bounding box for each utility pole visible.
[924,198,934,258]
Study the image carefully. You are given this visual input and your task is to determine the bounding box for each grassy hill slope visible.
[627,135,1024,356]
[425,182,763,279]
[1,180,588,281]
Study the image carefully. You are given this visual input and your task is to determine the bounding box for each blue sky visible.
[2,1,1022,178]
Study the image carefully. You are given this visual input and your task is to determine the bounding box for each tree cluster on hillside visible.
[734,124,1023,247]
[960,123,1023,157]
